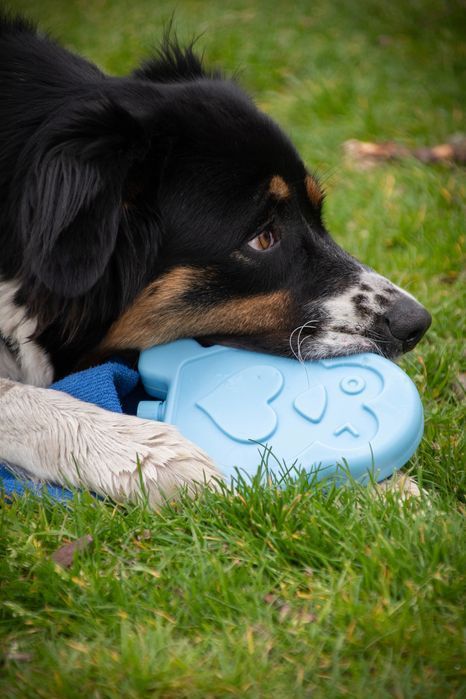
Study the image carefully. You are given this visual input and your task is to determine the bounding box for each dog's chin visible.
[297,333,403,361]
[196,332,404,361]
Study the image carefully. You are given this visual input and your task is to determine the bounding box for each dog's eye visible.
[248,229,280,251]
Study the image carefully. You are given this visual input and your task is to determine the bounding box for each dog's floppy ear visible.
[16,96,149,297]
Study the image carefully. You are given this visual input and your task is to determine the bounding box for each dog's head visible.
[18,40,430,363]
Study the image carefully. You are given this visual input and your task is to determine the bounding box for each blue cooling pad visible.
[138,339,424,483]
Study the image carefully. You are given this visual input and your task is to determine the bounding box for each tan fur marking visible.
[98,265,291,353]
[269,175,291,200]
[305,174,323,207]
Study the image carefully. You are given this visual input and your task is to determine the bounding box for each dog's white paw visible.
[73,408,222,506]
[0,381,222,506]
[376,472,423,499]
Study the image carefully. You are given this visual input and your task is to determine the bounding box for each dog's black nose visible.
[384,297,432,350]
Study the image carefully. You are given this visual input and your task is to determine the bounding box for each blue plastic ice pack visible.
[137,339,424,484]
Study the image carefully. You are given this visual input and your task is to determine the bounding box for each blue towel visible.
[1,362,139,500]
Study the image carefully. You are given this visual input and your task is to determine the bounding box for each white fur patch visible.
[299,271,422,359]
[0,378,222,506]
[322,271,400,331]
[392,282,418,302]
[301,331,376,359]
[376,472,423,498]
[0,280,53,387]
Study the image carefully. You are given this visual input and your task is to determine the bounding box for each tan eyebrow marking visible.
[268,175,291,200]
[305,174,324,207]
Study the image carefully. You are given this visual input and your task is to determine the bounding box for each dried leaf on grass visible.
[343,135,466,169]
[4,645,33,663]
[452,373,466,400]
[51,535,93,568]
[263,593,316,624]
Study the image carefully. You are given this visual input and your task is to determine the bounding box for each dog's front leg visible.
[0,378,221,506]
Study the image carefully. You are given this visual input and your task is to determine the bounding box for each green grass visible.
[1,0,465,696]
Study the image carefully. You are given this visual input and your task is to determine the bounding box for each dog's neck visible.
[0,279,54,386]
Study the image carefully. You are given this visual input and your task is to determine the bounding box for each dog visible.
[0,14,431,505]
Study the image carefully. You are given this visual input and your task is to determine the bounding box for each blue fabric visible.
[1,362,139,500]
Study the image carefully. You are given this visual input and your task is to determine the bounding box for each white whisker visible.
[288,319,320,388]
[288,320,318,363]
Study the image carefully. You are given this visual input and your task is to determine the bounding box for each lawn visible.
[1,0,465,696]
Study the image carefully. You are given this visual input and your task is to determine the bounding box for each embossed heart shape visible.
[196,365,284,443]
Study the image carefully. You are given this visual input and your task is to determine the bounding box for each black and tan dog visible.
[0,14,431,503]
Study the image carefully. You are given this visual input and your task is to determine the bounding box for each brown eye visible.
[248,229,280,251]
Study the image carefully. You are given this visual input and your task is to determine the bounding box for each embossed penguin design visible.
[196,361,384,451]
[292,362,384,450]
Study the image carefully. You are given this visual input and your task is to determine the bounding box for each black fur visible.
[0,14,431,381]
